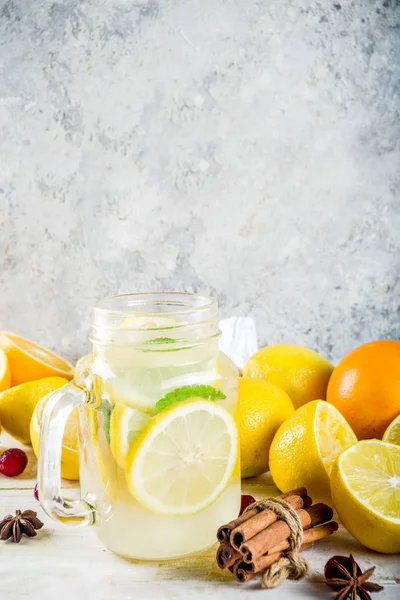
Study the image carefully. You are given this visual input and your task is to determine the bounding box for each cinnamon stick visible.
[240,502,333,562]
[216,542,242,569]
[248,521,339,567]
[233,543,313,582]
[217,508,259,542]
[217,487,308,542]
[230,494,312,550]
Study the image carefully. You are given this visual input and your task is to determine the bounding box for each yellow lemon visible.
[0,331,74,386]
[269,400,357,502]
[243,344,334,409]
[239,378,294,478]
[110,403,150,468]
[30,393,79,480]
[126,399,238,516]
[87,404,131,501]
[0,349,11,392]
[0,377,67,444]
[383,414,400,446]
[331,440,400,553]
[119,315,180,330]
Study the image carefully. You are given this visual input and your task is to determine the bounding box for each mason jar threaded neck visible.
[89,292,220,347]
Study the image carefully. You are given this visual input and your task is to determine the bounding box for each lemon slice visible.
[126,399,238,516]
[87,405,131,502]
[103,380,156,414]
[331,440,400,553]
[119,315,180,330]
[269,400,357,502]
[383,414,400,446]
[110,403,150,468]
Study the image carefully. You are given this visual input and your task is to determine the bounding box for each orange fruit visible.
[0,331,74,386]
[0,349,11,392]
[327,340,400,439]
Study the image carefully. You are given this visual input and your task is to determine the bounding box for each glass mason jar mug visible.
[38,293,240,560]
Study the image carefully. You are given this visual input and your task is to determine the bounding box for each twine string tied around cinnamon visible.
[244,496,309,588]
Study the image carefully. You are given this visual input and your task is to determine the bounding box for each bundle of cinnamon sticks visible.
[216,488,338,583]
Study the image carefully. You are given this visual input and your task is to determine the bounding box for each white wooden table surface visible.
[1,433,399,600]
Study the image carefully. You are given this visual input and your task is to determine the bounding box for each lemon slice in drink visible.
[110,403,150,468]
[331,440,400,553]
[126,399,238,516]
[87,405,131,502]
[269,400,357,502]
[119,315,180,330]
[383,414,400,446]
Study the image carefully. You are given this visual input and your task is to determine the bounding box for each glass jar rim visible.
[90,292,219,345]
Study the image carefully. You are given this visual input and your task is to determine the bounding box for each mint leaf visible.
[155,385,226,414]
[95,399,114,444]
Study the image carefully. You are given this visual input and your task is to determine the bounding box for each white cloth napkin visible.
[218,317,258,369]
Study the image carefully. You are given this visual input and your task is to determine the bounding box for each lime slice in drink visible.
[126,398,238,516]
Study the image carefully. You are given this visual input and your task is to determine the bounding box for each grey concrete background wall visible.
[0,0,399,364]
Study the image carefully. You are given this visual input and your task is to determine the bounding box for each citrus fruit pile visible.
[0,332,74,479]
[1,321,399,555]
[241,339,400,554]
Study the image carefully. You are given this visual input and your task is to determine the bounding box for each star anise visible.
[0,510,44,543]
[324,555,384,600]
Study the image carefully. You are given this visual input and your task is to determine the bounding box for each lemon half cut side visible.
[331,440,400,553]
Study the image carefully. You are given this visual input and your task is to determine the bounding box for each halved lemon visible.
[110,403,150,468]
[0,349,11,392]
[383,414,400,446]
[331,440,400,553]
[126,399,238,516]
[0,331,74,386]
[269,400,357,502]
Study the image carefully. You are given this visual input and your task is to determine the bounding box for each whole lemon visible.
[0,377,67,444]
[243,344,333,409]
[327,340,400,439]
[239,378,294,478]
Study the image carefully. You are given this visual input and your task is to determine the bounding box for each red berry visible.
[239,494,256,516]
[34,483,39,502]
[0,448,28,477]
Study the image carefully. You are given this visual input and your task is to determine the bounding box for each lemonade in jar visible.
[38,293,240,560]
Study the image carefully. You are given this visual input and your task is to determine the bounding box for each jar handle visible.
[38,381,95,527]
